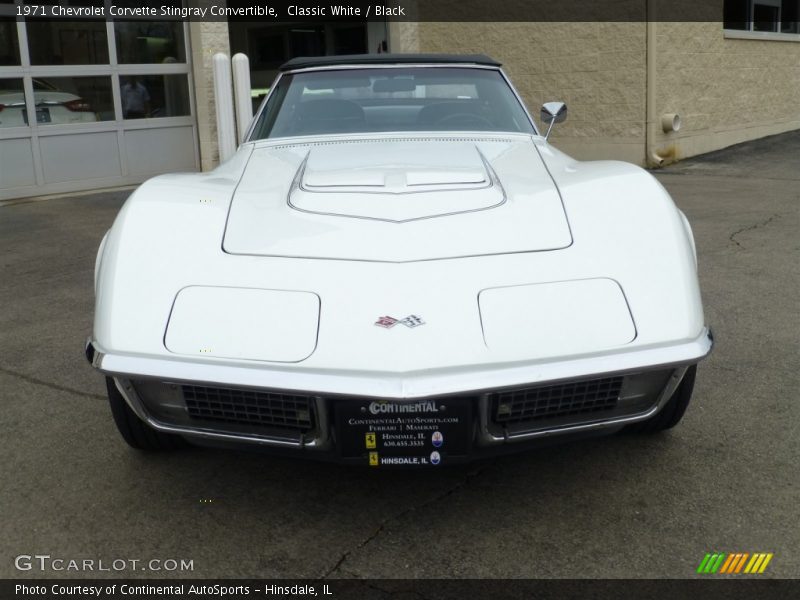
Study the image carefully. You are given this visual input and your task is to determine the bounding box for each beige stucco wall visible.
[393,22,648,164]
[189,19,230,171]
[652,22,800,162]
[398,21,800,166]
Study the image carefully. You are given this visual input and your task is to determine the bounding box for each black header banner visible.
[9,0,729,23]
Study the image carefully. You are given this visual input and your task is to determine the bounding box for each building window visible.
[0,78,26,128]
[27,20,109,65]
[31,76,114,124]
[244,24,369,70]
[120,74,190,119]
[331,25,367,54]
[0,18,19,65]
[114,21,187,64]
[4,16,193,123]
[0,76,113,127]
[724,0,800,34]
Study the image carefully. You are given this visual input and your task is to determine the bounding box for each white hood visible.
[94,135,707,388]
[223,135,572,262]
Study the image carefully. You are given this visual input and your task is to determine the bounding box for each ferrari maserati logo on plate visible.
[338,398,469,467]
[374,315,425,328]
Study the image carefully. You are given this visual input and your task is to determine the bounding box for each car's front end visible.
[88,339,709,465]
[88,54,712,466]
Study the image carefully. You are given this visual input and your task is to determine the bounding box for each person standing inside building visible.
[121,76,151,119]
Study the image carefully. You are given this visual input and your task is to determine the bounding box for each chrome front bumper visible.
[87,328,712,456]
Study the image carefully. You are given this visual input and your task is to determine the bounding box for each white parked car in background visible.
[87,54,712,466]
[0,78,97,127]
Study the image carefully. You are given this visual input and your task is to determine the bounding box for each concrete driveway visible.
[1,131,798,579]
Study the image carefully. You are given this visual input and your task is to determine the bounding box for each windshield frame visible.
[243,63,540,142]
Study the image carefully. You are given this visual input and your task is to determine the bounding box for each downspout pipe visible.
[646,0,665,167]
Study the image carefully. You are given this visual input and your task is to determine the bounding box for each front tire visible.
[623,365,697,434]
[106,377,186,451]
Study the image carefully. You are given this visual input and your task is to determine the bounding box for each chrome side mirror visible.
[540,102,567,140]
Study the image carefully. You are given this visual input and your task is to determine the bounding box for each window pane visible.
[290,27,325,57]
[114,21,186,64]
[753,3,780,30]
[331,26,366,54]
[32,76,113,124]
[780,0,799,32]
[120,74,190,119]
[26,20,109,65]
[248,28,287,69]
[723,0,749,29]
[0,18,19,65]
[0,78,27,128]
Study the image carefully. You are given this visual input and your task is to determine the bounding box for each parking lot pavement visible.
[1,131,798,579]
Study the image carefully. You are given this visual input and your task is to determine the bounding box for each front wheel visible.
[623,365,697,434]
[106,377,186,451]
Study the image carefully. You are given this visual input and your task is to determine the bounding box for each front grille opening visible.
[183,385,316,432]
[490,376,623,425]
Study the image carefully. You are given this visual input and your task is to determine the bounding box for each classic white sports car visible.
[87,54,712,466]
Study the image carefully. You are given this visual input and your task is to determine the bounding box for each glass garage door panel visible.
[114,21,186,64]
[30,76,114,125]
[0,17,20,65]
[119,74,189,119]
[0,77,27,128]
[26,20,109,65]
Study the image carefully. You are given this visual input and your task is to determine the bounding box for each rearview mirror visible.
[540,101,567,140]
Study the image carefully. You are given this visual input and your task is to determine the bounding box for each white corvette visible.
[87,54,712,466]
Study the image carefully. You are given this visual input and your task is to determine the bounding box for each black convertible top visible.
[279,53,502,72]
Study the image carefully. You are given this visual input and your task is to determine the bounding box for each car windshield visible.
[250,67,535,139]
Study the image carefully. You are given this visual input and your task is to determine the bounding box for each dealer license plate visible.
[337,397,471,466]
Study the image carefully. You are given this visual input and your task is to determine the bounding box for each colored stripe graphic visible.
[734,553,749,573]
[758,553,773,573]
[697,554,712,574]
[747,554,764,573]
[710,553,726,573]
[744,554,759,573]
[698,552,772,575]
[719,553,737,574]
[698,553,727,574]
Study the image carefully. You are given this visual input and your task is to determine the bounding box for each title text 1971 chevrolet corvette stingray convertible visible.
[86,54,712,466]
